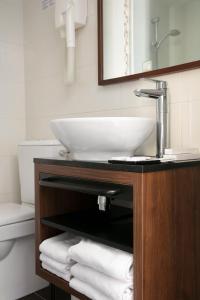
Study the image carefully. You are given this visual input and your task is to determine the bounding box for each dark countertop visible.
[34,157,200,173]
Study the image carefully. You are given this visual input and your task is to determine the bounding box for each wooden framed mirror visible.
[98,0,200,85]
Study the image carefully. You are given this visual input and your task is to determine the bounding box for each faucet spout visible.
[134,79,168,158]
[134,89,164,99]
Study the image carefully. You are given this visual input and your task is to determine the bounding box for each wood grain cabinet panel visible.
[34,161,200,300]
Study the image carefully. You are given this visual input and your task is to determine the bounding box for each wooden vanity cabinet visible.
[34,160,200,300]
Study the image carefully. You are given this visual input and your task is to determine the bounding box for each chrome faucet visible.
[134,79,168,158]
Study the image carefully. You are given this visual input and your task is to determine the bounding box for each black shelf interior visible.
[40,174,133,253]
[41,207,133,253]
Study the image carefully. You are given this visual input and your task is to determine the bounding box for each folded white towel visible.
[69,239,133,282]
[40,253,75,274]
[39,232,81,264]
[71,264,133,300]
[42,262,71,282]
[70,278,110,300]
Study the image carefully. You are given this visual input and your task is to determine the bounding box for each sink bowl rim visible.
[51,116,155,123]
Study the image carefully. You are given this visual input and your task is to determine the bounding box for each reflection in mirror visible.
[103,0,200,80]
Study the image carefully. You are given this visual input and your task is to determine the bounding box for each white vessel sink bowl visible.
[50,117,155,161]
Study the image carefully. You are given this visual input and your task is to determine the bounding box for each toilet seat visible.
[0,203,34,226]
[0,203,35,242]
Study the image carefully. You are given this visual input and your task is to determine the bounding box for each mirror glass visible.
[103,0,200,80]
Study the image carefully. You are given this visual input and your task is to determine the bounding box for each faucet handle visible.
[141,77,167,89]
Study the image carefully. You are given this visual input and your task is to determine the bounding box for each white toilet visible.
[0,140,64,300]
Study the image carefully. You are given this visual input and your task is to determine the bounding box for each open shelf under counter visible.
[41,207,133,253]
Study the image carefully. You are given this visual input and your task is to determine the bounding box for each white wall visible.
[0,0,25,203]
[23,0,200,155]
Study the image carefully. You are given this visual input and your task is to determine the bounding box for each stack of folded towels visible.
[39,232,81,281]
[39,233,133,300]
[69,239,133,300]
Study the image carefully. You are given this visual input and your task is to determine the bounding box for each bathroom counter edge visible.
[33,158,200,173]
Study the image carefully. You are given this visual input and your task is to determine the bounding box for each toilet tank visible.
[18,140,65,206]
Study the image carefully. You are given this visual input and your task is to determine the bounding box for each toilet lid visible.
[0,203,34,227]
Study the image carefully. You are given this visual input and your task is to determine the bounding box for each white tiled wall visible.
[0,0,25,203]
[23,0,200,155]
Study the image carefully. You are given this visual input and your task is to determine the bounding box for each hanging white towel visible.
[42,262,71,282]
[70,278,110,300]
[69,239,133,282]
[71,263,133,300]
[40,253,75,274]
[39,232,81,264]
